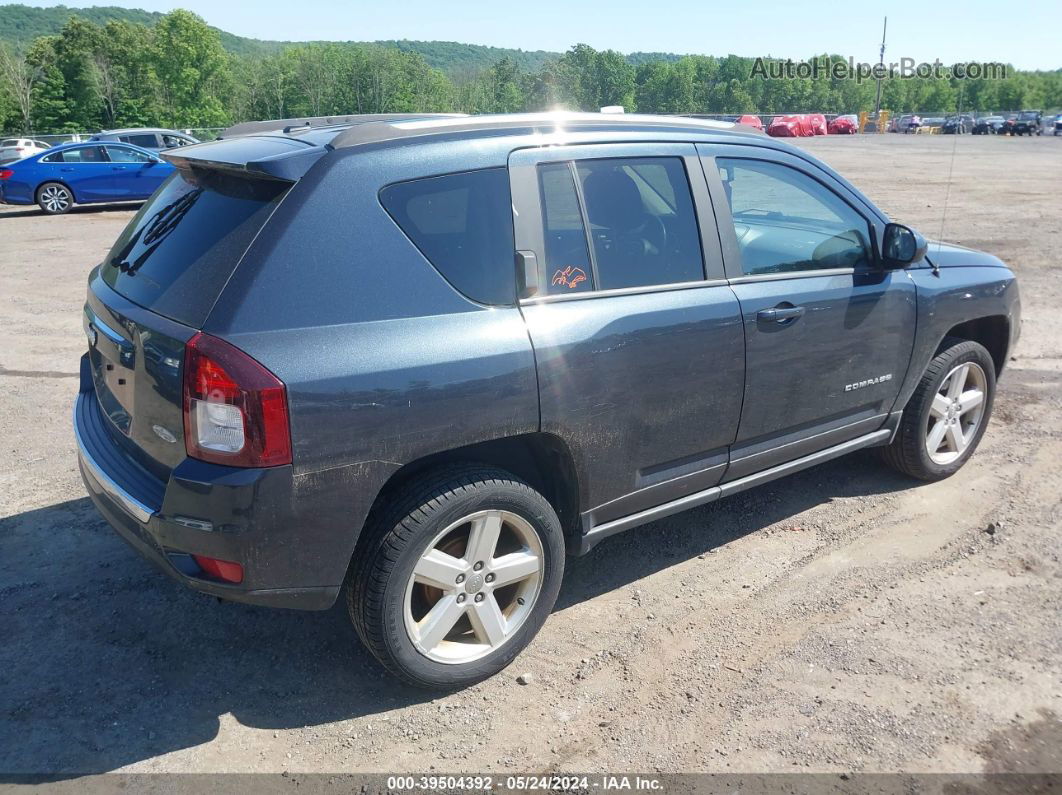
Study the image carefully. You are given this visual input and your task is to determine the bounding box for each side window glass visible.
[121,134,158,148]
[53,146,106,163]
[538,163,593,293]
[575,157,704,290]
[380,168,516,305]
[717,158,872,275]
[105,145,152,163]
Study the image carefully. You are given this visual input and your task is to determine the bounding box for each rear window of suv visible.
[380,168,515,305]
[101,169,288,327]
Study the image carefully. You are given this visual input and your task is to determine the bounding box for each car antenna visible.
[934,78,966,277]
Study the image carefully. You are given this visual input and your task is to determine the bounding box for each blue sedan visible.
[0,141,174,214]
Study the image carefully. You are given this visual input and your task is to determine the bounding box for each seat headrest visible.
[580,167,646,228]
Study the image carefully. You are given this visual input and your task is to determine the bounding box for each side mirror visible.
[882,223,927,268]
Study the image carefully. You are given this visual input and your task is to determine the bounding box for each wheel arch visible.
[938,315,1010,376]
[356,432,582,554]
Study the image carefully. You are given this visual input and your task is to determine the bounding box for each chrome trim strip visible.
[89,313,126,345]
[73,395,157,524]
[582,428,891,548]
[727,267,856,285]
[520,278,729,305]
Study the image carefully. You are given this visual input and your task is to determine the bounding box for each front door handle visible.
[757,305,805,323]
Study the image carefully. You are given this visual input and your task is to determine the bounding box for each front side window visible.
[717,158,872,276]
[105,145,154,163]
[380,168,515,305]
[537,156,705,295]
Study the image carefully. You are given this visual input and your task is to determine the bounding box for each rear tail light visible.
[182,332,292,468]
[192,555,244,583]
[0,170,12,180]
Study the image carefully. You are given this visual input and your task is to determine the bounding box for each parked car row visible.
[0,127,197,213]
[0,138,52,164]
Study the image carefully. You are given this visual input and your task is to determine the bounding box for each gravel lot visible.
[1,133,1059,776]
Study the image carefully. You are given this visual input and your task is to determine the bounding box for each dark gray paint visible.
[74,115,1022,610]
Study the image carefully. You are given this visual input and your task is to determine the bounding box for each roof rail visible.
[328,112,737,150]
[218,113,466,140]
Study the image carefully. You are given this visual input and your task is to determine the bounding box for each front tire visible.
[881,339,996,481]
[36,182,73,214]
[346,465,565,688]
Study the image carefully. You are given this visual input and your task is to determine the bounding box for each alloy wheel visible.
[403,509,544,664]
[40,185,71,213]
[925,362,988,465]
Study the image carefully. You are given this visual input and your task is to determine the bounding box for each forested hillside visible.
[0,6,1058,135]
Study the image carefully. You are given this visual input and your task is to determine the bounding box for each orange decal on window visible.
[551,266,588,290]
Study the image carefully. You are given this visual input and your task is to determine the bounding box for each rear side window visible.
[101,169,289,327]
[43,146,107,163]
[120,133,159,148]
[537,157,705,294]
[380,168,515,305]
[538,163,593,293]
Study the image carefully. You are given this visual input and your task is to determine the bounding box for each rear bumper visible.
[74,386,342,610]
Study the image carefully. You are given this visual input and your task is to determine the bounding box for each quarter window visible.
[537,157,705,294]
[717,158,872,276]
[380,168,516,305]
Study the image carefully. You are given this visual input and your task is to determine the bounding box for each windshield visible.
[1018,112,1039,120]
[101,168,289,327]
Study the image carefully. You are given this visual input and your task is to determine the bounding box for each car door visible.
[696,144,916,480]
[509,143,745,530]
[46,145,114,201]
[103,145,166,198]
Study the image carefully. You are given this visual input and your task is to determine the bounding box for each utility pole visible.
[873,16,887,119]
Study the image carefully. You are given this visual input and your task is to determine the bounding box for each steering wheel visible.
[607,215,668,260]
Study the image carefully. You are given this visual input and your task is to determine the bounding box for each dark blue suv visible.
[75,113,1021,687]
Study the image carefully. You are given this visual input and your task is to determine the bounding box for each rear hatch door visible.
[85,162,292,478]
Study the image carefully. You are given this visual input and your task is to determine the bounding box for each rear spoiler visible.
[164,113,468,182]
[218,113,466,139]
[160,135,327,182]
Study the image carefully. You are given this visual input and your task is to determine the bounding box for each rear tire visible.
[881,339,996,481]
[346,465,565,688]
[36,182,73,215]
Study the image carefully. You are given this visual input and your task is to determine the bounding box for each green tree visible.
[556,44,635,111]
[151,9,230,127]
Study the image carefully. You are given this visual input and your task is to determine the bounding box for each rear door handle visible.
[757,305,805,322]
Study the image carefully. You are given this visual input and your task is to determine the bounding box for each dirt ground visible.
[0,133,1059,777]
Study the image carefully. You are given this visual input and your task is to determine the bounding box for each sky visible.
[20,0,1061,70]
